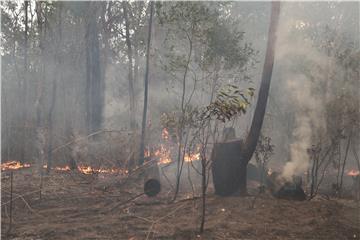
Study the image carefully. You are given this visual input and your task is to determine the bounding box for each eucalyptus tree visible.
[157,1,258,199]
[211,2,280,196]
[20,0,29,164]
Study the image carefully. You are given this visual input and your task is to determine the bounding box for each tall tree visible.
[212,2,281,195]
[85,2,103,134]
[46,2,62,173]
[35,1,46,171]
[19,0,29,164]
[139,1,154,165]
[239,1,280,194]
[122,1,137,131]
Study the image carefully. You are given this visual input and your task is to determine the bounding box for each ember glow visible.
[153,145,172,165]
[146,128,202,165]
[162,128,170,140]
[77,165,128,175]
[54,166,71,171]
[1,162,121,174]
[1,161,31,171]
[184,152,200,162]
[347,169,360,176]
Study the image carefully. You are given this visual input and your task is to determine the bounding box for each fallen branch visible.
[2,189,41,206]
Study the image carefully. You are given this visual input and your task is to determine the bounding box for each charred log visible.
[211,140,247,196]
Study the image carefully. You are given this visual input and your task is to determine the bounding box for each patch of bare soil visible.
[1,169,359,240]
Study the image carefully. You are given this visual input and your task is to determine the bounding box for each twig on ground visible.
[145,203,187,240]
[2,189,41,206]
[104,192,145,214]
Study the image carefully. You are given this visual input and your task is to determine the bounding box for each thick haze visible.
[1,1,359,179]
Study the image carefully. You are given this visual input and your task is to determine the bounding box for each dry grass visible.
[1,168,359,240]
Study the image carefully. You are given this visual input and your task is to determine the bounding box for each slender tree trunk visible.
[172,26,194,201]
[123,2,137,131]
[339,132,352,196]
[139,2,154,165]
[212,2,281,196]
[47,3,62,173]
[353,142,360,172]
[199,154,206,233]
[243,2,281,160]
[239,2,280,194]
[123,2,138,170]
[35,1,46,172]
[20,0,29,164]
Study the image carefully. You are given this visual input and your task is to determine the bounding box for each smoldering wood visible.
[211,140,247,196]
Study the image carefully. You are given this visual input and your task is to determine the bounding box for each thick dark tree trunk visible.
[85,2,103,134]
[212,2,280,196]
[243,2,280,160]
[212,140,247,196]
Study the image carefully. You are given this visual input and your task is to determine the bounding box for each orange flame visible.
[42,164,128,175]
[162,128,169,140]
[347,169,360,176]
[55,166,71,171]
[1,161,31,171]
[154,145,172,165]
[145,128,202,165]
[184,152,200,162]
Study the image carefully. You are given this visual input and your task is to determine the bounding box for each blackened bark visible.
[236,2,280,194]
[212,140,247,196]
[243,2,281,161]
[212,2,280,196]
[85,3,103,134]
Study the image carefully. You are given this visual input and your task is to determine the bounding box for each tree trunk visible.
[339,132,352,196]
[212,140,247,195]
[35,1,46,172]
[47,3,62,173]
[139,2,154,165]
[20,0,29,164]
[238,2,280,194]
[172,25,194,201]
[123,2,137,131]
[85,2,103,134]
[212,2,281,196]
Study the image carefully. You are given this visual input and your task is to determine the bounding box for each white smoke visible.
[274,4,330,180]
[281,75,325,180]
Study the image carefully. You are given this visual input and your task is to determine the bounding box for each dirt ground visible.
[1,168,359,240]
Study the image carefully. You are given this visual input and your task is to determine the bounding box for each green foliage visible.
[201,85,254,122]
[203,23,255,70]
[160,84,254,138]
[157,1,256,76]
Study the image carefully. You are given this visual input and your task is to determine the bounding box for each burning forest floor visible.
[1,168,360,240]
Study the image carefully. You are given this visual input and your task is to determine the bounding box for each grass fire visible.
[1,1,359,240]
